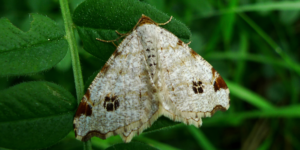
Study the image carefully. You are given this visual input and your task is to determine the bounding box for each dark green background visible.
[1,0,300,150]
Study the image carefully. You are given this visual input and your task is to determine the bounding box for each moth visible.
[73,14,230,142]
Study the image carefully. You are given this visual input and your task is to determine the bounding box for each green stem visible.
[83,140,92,150]
[59,0,84,103]
[187,126,217,150]
[59,0,90,150]
[226,80,274,110]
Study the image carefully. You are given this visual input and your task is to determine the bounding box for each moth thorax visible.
[145,47,157,76]
[139,24,159,77]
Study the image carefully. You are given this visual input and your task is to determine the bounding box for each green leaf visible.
[226,81,274,110]
[279,10,300,25]
[143,116,181,134]
[105,142,158,150]
[220,0,238,47]
[0,13,68,76]
[0,81,77,149]
[73,0,191,60]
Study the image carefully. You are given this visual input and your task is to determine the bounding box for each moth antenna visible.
[157,16,173,26]
[115,30,127,36]
[96,30,129,46]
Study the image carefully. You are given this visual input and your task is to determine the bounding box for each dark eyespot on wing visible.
[192,80,204,94]
[213,76,228,92]
[75,101,93,117]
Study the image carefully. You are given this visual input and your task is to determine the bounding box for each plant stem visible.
[59,0,84,103]
[84,140,92,150]
[188,126,217,150]
[59,0,91,150]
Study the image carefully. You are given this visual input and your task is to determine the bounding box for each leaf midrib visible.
[0,36,65,53]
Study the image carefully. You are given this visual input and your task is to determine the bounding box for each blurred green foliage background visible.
[1,0,300,150]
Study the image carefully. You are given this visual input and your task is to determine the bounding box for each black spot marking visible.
[198,87,203,93]
[153,62,156,65]
[139,91,142,99]
[198,81,202,85]
[192,80,204,94]
[148,55,151,58]
[106,103,114,111]
[192,87,198,94]
[193,81,197,86]
[105,96,110,102]
[146,48,150,51]
[152,55,155,57]
[150,64,153,66]
[111,96,117,102]
[103,95,120,111]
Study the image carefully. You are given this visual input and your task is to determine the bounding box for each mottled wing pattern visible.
[156,26,230,127]
[73,31,161,142]
[73,15,230,143]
